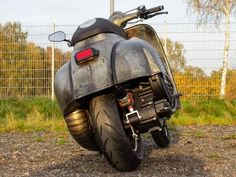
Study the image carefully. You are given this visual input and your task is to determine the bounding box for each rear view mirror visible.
[48,31,66,42]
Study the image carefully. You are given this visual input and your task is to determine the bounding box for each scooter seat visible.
[71,18,126,46]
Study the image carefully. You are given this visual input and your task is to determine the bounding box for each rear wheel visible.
[150,120,170,148]
[89,94,143,172]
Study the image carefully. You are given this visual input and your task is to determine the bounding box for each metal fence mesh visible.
[0,22,235,99]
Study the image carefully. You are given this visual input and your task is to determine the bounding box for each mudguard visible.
[54,33,168,115]
[113,37,167,84]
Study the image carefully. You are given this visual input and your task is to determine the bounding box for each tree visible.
[0,22,28,96]
[0,22,71,98]
[184,0,236,99]
[225,69,236,100]
[161,38,186,74]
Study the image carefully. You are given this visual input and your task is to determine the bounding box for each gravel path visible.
[0,126,235,177]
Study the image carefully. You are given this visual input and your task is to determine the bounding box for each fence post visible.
[51,23,55,100]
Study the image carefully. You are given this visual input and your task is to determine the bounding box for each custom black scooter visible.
[49,5,181,172]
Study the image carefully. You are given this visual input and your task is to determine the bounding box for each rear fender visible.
[113,38,167,84]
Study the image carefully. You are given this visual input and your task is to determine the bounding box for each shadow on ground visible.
[30,127,208,177]
[30,153,207,177]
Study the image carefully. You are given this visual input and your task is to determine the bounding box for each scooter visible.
[49,5,181,172]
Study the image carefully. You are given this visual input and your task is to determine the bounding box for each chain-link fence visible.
[0,22,235,99]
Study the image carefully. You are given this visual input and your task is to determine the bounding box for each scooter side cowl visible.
[54,62,75,114]
[55,33,126,115]
[114,37,167,84]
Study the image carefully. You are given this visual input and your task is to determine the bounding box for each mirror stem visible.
[64,39,71,43]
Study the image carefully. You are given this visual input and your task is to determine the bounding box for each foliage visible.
[184,0,236,99]
[184,0,236,24]
[161,36,236,99]
[160,38,186,74]
[1,22,236,99]
[174,68,236,99]
[225,70,236,100]
[0,22,70,98]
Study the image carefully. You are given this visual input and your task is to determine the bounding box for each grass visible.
[170,99,236,126]
[0,98,66,133]
[56,138,67,145]
[222,134,236,140]
[35,136,45,143]
[0,98,235,132]
[207,152,221,160]
[192,130,206,138]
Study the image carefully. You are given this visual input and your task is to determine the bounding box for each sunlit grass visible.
[170,115,236,126]
[0,100,66,132]
[171,99,236,126]
[1,114,66,132]
[222,134,236,140]
[207,152,221,160]
[0,98,235,132]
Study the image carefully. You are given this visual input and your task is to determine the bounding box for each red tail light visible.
[74,48,99,64]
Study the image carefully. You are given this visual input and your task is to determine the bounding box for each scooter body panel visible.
[55,33,124,114]
[113,37,166,84]
[54,61,74,114]
[54,31,176,115]
[71,34,124,97]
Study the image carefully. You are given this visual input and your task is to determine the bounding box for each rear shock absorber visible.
[116,87,134,110]
[116,86,142,126]
[116,87,140,151]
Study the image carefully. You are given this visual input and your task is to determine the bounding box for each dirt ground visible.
[0,126,235,177]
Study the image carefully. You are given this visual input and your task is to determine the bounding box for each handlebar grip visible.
[147,5,164,14]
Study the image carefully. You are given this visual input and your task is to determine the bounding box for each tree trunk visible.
[220,8,230,99]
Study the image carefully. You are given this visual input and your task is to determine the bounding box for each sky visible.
[0,0,190,25]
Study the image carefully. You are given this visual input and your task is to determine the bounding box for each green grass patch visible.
[222,134,236,140]
[34,136,45,143]
[0,98,66,132]
[207,152,221,160]
[0,98,62,120]
[56,138,68,145]
[192,130,206,138]
[170,99,236,126]
[0,98,235,132]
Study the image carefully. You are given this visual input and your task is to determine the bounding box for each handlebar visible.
[112,5,165,27]
[146,5,164,14]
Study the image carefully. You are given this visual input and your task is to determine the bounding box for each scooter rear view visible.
[48,5,181,172]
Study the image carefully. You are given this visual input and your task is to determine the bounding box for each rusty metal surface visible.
[71,33,124,98]
[55,26,180,114]
[125,24,166,61]
[125,24,179,98]
[54,33,124,114]
[54,62,73,113]
[113,38,164,84]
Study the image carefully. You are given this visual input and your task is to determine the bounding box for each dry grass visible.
[0,108,66,133]
[0,98,235,132]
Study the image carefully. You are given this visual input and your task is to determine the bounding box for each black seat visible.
[71,18,126,46]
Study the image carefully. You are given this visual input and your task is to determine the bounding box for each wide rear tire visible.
[89,94,143,172]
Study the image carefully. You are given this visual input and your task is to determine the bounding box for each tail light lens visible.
[74,48,99,64]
